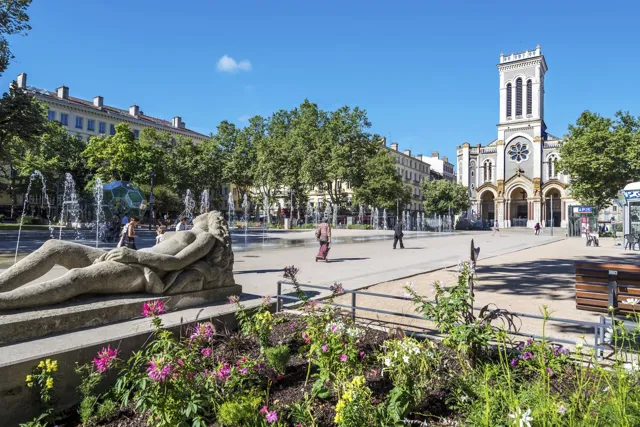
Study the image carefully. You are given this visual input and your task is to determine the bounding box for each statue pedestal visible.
[0,284,242,345]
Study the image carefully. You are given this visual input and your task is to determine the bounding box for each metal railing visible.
[275,281,621,357]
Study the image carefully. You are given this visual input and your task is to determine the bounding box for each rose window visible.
[507,142,530,163]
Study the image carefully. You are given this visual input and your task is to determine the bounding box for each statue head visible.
[192,211,230,244]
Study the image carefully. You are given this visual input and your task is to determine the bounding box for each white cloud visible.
[217,55,252,73]
[238,115,250,122]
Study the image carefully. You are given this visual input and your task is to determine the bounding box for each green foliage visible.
[21,359,58,427]
[334,376,375,426]
[353,145,411,211]
[422,179,471,216]
[137,184,182,215]
[216,393,263,426]
[216,120,256,198]
[233,296,275,351]
[0,0,32,76]
[559,111,640,209]
[265,345,291,375]
[83,123,140,182]
[346,224,372,230]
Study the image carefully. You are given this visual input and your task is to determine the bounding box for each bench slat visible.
[576,283,608,293]
[576,291,609,301]
[574,263,640,273]
[576,275,609,284]
[576,298,609,308]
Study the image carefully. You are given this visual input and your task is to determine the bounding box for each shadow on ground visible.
[475,252,639,301]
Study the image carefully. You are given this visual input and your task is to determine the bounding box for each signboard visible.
[577,206,594,214]
[623,190,640,200]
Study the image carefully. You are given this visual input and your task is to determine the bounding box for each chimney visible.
[93,96,103,107]
[172,116,181,128]
[129,105,140,117]
[416,154,423,161]
[380,136,387,146]
[390,142,398,151]
[442,156,449,163]
[56,86,69,99]
[404,149,411,156]
[16,73,27,88]
[431,151,439,159]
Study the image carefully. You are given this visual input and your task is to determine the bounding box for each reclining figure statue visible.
[0,211,235,311]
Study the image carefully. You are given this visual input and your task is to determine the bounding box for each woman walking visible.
[315,218,331,262]
[117,216,140,250]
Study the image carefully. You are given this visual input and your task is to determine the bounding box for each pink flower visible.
[304,300,318,311]
[190,322,215,342]
[321,345,328,352]
[228,295,240,304]
[340,354,348,362]
[331,324,338,333]
[260,405,269,415]
[360,351,366,360]
[289,323,295,330]
[93,345,118,373]
[262,295,272,304]
[201,348,213,357]
[177,359,184,366]
[240,368,248,374]
[142,300,166,317]
[266,410,278,423]
[302,332,311,344]
[147,357,172,382]
[216,363,231,380]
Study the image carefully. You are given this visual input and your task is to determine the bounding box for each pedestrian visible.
[534,222,541,235]
[121,214,129,226]
[492,220,501,236]
[117,216,139,249]
[155,225,166,245]
[393,219,405,249]
[315,217,331,262]
[176,217,188,231]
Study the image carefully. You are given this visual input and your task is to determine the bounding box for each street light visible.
[148,172,156,230]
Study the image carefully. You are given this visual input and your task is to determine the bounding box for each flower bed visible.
[20,264,640,426]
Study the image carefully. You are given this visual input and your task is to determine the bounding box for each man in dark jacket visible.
[393,220,404,249]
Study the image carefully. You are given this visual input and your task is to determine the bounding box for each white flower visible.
[402,355,410,364]
[384,358,391,367]
[625,298,640,306]
[623,361,639,372]
[575,341,584,351]
[508,408,532,427]
[557,404,566,415]
[604,327,613,344]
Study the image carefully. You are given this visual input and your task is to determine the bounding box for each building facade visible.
[422,151,456,182]
[14,73,208,144]
[457,46,576,229]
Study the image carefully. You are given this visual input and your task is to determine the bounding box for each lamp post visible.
[148,172,156,230]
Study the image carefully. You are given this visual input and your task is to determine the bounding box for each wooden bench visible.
[575,262,640,314]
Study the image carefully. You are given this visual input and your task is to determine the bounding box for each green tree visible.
[216,120,255,198]
[138,184,181,216]
[83,123,141,182]
[353,144,411,211]
[559,111,640,209]
[133,127,173,186]
[422,179,471,216]
[0,0,32,76]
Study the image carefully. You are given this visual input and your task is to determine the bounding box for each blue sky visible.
[2,0,639,163]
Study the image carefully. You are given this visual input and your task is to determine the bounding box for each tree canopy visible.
[559,111,640,209]
[0,0,32,76]
[422,179,471,216]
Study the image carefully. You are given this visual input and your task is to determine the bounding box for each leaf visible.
[385,386,412,421]
[311,376,332,399]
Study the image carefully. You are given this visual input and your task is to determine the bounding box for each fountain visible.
[383,208,387,230]
[200,189,209,214]
[324,202,332,223]
[263,194,269,227]
[314,200,320,225]
[241,193,249,236]
[58,173,81,241]
[306,200,313,225]
[183,189,196,223]
[14,170,54,263]
[372,207,379,230]
[227,192,235,227]
[93,177,104,248]
[358,205,364,225]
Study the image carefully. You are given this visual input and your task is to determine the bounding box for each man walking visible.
[176,217,188,231]
[393,219,405,249]
[492,220,500,236]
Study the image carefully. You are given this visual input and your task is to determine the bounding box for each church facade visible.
[457,46,575,229]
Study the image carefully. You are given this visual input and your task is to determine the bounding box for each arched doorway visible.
[544,189,562,228]
[509,186,529,227]
[479,191,495,223]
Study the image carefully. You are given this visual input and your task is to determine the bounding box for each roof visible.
[27,86,209,139]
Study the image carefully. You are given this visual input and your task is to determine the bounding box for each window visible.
[133,129,140,139]
[109,124,116,135]
[60,113,68,126]
[47,110,56,121]
[508,142,530,163]
[506,83,512,117]
[98,122,106,133]
[75,116,83,129]
[483,160,493,182]
[548,154,559,179]
[515,78,523,116]
[526,80,532,115]
[87,119,95,131]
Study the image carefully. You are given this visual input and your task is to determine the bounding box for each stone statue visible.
[0,211,234,311]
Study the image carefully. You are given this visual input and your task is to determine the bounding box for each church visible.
[457,45,576,229]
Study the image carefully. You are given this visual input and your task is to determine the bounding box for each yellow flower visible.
[342,390,354,403]
[351,376,365,387]
[38,361,45,369]
[25,375,32,383]
[45,377,54,389]
[45,359,58,373]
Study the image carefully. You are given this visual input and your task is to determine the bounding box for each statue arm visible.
[103,234,216,271]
